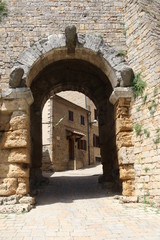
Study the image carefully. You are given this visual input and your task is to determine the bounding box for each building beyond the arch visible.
[42,93,101,172]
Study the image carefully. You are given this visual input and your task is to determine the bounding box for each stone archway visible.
[30,59,115,186]
[0,27,135,200]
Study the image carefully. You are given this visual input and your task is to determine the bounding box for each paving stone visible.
[0,165,160,239]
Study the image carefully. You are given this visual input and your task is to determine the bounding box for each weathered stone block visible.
[120,196,138,203]
[116,118,133,134]
[0,148,29,164]
[110,88,133,105]
[2,88,34,106]
[116,132,133,149]
[9,67,24,88]
[9,111,28,130]
[84,34,103,53]
[16,178,29,195]
[149,189,160,196]
[16,182,29,195]
[0,178,17,196]
[120,165,135,180]
[115,106,129,118]
[18,50,37,67]
[118,147,135,165]
[19,196,35,205]
[65,25,77,53]
[122,180,135,196]
[0,203,32,214]
[117,98,131,107]
[120,66,134,87]
[0,99,28,112]
[0,129,28,149]
[0,163,29,178]
[2,195,18,205]
[8,164,29,178]
[8,148,29,163]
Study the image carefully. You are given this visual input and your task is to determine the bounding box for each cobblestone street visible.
[0,164,160,240]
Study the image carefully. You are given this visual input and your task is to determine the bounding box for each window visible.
[94,109,98,121]
[77,139,87,150]
[93,134,100,147]
[80,115,85,125]
[69,110,74,121]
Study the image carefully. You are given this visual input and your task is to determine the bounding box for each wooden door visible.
[69,138,74,160]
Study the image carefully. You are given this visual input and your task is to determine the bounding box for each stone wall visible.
[0,0,126,90]
[125,0,160,204]
[115,98,135,196]
[0,89,33,197]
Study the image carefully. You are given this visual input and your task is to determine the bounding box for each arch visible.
[30,58,116,184]
[10,32,134,90]
[3,29,135,198]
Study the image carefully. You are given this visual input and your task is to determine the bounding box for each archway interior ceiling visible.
[31,59,113,112]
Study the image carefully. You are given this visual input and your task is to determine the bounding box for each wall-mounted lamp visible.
[89,119,97,126]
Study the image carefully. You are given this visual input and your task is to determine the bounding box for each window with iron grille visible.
[69,110,74,121]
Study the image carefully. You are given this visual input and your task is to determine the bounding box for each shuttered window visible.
[77,139,87,150]
[80,115,85,125]
[69,110,74,121]
[93,134,100,147]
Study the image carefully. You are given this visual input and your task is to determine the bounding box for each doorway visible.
[69,138,74,161]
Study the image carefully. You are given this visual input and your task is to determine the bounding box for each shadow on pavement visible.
[36,174,120,206]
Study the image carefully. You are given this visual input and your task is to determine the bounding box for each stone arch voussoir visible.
[10,32,134,90]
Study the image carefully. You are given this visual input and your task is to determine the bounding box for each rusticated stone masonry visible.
[0,88,33,201]
[115,98,135,196]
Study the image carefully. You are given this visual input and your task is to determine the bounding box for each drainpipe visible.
[85,96,91,165]
[73,136,77,170]
[87,112,91,165]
